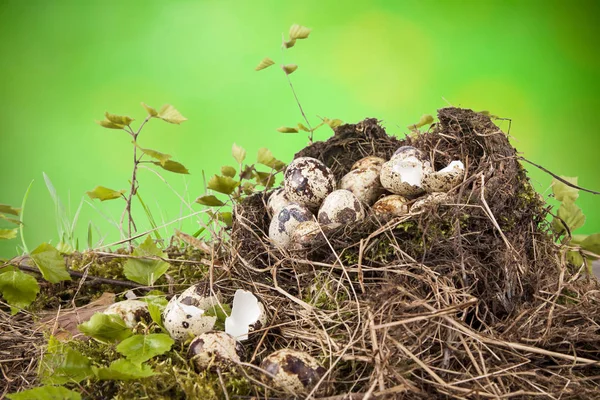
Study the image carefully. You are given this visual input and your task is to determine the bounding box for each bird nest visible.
[225,108,600,398]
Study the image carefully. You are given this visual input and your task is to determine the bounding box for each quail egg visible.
[422,160,465,193]
[289,220,323,249]
[261,349,326,393]
[163,284,221,341]
[188,331,244,371]
[318,189,365,225]
[268,203,314,248]
[351,156,385,171]
[267,187,292,217]
[103,300,150,329]
[372,195,410,218]
[380,155,433,198]
[340,167,386,205]
[284,157,336,209]
[411,192,452,213]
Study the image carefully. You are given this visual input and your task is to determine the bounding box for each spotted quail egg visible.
[393,145,426,160]
[289,220,322,249]
[284,157,336,209]
[340,167,386,205]
[422,160,465,193]
[267,187,292,217]
[188,331,244,371]
[260,349,326,393]
[372,195,410,218]
[318,189,365,225]
[411,192,452,213]
[103,300,150,329]
[268,203,314,248]
[163,284,221,341]
[351,156,385,171]
[380,154,433,198]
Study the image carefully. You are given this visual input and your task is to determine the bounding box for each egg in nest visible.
[284,157,336,209]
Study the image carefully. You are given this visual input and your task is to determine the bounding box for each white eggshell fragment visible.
[351,156,385,171]
[411,192,452,213]
[380,155,433,198]
[269,204,314,248]
[318,189,365,225]
[103,300,150,329]
[284,157,336,209]
[261,349,326,393]
[163,285,221,342]
[188,331,244,371]
[422,160,465,193]
[372,195,410,218]
[267,187,292,217]
[225,289,267,341]
[340,167,386,205]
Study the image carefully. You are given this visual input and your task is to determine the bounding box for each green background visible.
[1,0,599,258]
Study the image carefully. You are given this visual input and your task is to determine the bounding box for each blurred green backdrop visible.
[1,0,599,258]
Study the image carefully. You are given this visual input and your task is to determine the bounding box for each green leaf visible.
[0,269,40,314]
[147,303,165,330]
[255,57,275,71]
[207,175,240,195]
[253,171,276,189]
[408,114,434,130]
[257,148,286,171]
[77,313,133,343]
[96,120,126,129]
[232,143,246,164]
[0,214,22,225]
[105,111,134,126]
[195,195,225,207]
[283,38,296,49]
[39,336,93,385]
[141,102,159,117]
[282,64,298,75]
[123,236,170,286]
[552,176,579,203]
[93,359,155,381]
[289,24,311,40]
[242,181,256,195]
[297,123,310,132]
[7,386,82,400]
[116,333,174,366]
[134,143,172,165]
[580,233,600,258]
[552,201,585,235]
[204,304,231,331]
[30,243,71,283]
[567,250,584,267]
[86,186,125,201]
[0,228,18,240]
[277,126,299,133]
[324,117,343,129]
[221,165,236,178]
[151,160,190,174]
[239,165,254,180]
[157,104,187,124]
[208,211,233,228]
[0,204,21,216]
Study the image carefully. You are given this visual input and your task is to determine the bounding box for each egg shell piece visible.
[393,146,426,160]
[284,157,336,209]
[163,295,217,341]
[261,349,326,393]
[188,331,244,371]
[103,300,150,329]
[372,195,410,218]
[422,160,465,193]
[225,289,265,341]
[411,192,452,212]
[340,167,386,205]
[318,189,365,225]
[267,187,292,217]
[268,203,314,248]
[351,156,385,171]
[380,155,433,198]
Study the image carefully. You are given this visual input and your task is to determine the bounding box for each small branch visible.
[519,157,600,195]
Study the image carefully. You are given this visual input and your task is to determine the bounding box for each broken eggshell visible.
[393,145,426,160]
[340,167,386,205]
[380,155,433,198]
[163,285,221,341]
[268,203,314,248]
[411,192,452,213]
[318,189,365,225]
[283,157,336,209]
[260,349,326,393]
[351,156,385,171]
[225,289,267,341]
[372,195,410,218]
[103,299,150,329]
[267,187,292,218]
[422,160,465,193]
[188,331,244,371]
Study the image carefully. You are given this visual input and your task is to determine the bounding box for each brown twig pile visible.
[227,108,600,398]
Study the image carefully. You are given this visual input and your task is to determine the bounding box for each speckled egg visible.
[289,220,323,249]
[188,331,244,371]
[260,349,326,393]
[267,187,292,217]
[422,160,465,193]
[284,157,336,209]
[318,189,365,225]
[163,288,220,341]
[351,156,385,171]
[178,282,222,310]
[411,192,452,213]
[372,195,411,218]
[340,167,386,205]
[103,300,150,329]
[380,155,433,198]
[268,203,314,248]
[393,146,426,160]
